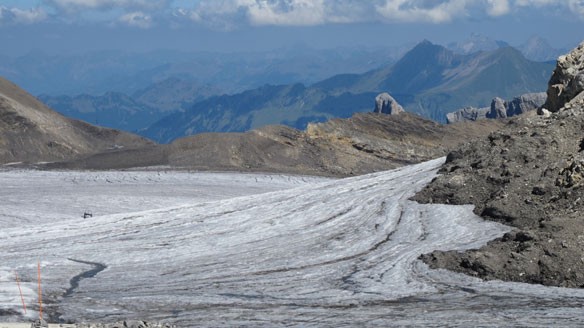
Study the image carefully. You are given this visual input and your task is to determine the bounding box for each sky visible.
[0,0,583,56]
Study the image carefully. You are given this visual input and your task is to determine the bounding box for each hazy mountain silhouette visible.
[143,40,553,142]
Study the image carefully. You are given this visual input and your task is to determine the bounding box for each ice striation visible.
[0,160,584,326]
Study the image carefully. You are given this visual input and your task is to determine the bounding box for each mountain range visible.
[140,40,554,143]
[26,38,557,144]
[1,46,404,96]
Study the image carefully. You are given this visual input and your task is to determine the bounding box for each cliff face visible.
[542,42,584,112]
[446,92,546,123]
[414,41,584,288]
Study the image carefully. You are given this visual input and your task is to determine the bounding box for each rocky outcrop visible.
[506,92,547,116]
[373,93,404,115]
[542,41,584,112]
[487,93,547,119]
[487,97,507,118]
[447,92,546,123]
[414,40,584,288]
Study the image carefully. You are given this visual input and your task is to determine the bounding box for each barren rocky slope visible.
[48,111,504,177]
[0,77,153,164]
[414,42,584,288]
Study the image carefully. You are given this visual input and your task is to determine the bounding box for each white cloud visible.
[568,0,584,17]
[513,0,584,19]
[375,0,470,23]
[487,0,510,16]
[246,0,327,26]
[119,11,152,28]
[1,0,583,27]
[185,0,375,28]
[514,0,557,6]
[0,6,47,25]
[45,0,170,12]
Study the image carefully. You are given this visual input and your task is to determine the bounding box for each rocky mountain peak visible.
[520,36,563,62]
[541,41,584,113]
[406,40,455,66]
[373,92,404,115]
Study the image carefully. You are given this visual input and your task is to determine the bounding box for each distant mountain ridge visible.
[142,40,553,143]
[143,83,377,143]
[38,92,162,133]
[519,36,566,62]
[38,77,219,133]
[313,41,553,121]
[0,47,401,96]
[448,34,565,62]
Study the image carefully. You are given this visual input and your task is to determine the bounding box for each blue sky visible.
[0,0,583,55]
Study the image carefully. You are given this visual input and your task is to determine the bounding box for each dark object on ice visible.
[83,211,93,218]
[31,318,48,328]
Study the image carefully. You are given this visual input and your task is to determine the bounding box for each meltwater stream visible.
[0,158,583,326]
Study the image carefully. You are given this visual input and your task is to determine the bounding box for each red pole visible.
[37,261,42,320]
[15,272,27,314]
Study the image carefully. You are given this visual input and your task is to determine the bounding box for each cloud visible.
[375,0,469,23]
[183,0,382,29]
[185,0,335,28]
[1,0,583,28]
[486,0,510,16]
[514,0,557,6]
[45,0,170,12]
[245,0,327,26]
[568,0,584,17]
[0,6,47,25]
[184,0,249,30]
[119,11,152,28]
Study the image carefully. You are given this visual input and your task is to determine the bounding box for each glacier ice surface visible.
[1,159,583,326]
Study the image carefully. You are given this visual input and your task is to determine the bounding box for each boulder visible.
[556,157,584,188]
[373,92,404,115]
[542,41,584,112]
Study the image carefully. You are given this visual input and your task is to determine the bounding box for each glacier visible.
[1,159,584,327]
